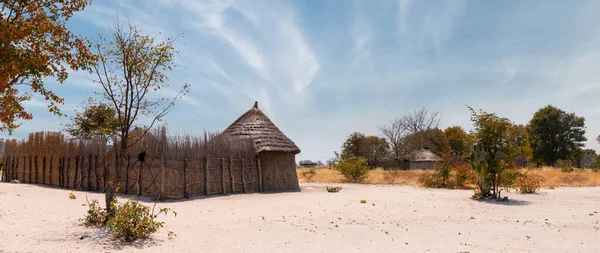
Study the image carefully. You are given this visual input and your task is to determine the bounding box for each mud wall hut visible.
[219,101,301,192]
[398,147,443,170]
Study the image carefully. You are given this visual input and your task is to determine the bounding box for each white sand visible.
[1,182,599,253]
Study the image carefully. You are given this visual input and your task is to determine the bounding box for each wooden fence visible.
[0,154,262,200]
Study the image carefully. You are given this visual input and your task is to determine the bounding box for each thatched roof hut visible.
[220,101,301,192]
[398,147,443,170]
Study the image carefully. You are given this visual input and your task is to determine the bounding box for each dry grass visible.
[297,166,431,186]
[297,166,600,188]
[530,167,600,188]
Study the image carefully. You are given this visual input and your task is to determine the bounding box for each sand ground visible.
[1,182,599,253]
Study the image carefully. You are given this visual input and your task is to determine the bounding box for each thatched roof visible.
[222,101,301,154]
[411,148,443,162]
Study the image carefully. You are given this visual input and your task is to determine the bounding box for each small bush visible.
[360,200,367,204]
[557,160,573,172]
[107,199,176,242]
[514,172,545,194]
[69,192,76,199]
[337,157,369,182]
[81,197,107,226]
[301,167,317,181]
[454,163,475,189]
[499,168,523,188]
[326,186,342,193]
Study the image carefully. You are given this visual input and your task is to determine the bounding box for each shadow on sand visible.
[479,198,531,206]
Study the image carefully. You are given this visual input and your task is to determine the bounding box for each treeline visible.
[331,105,598,169]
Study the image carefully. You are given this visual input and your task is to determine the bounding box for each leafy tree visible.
[65,102,119,140]
[527,105,586,166]
[508,124,531,167]
[341,133,390,168]
[468,107,521,199]
[91,21,189,182]
[1,0,96,133]
[341,132,367,159]
[402,128,450,157]
[444,126,473,157]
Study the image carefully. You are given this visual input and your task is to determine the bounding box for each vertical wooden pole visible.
[12,157,16,181]
[95,155,100,191]
[183,158,188,199]
[34,156,39,183]
[137,158,142,196]
[221,158,225,194]
[241,159,247,193]
[124,157,129,195]
[58,158,62,187]
[74,156,80,189]
[28,156,32,183]
[205,157,209,196]
[21,157,26,183]
[49,156,53,186]
[229,158,234,193]
[66,157,71,188]
[103,157,108,192]
[160,156,166,200]
[42,157,47,184]
[87,154,92,190]
[257,157,263,192]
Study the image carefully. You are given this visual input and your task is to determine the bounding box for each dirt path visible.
[1,182,599,252]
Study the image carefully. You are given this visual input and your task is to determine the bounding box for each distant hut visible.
[220,101,301,192]
[398,147,443,170]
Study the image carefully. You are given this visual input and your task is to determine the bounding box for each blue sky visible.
[7,0,600,162]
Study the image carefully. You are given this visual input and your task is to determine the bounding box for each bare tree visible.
[92,20,189,182]
[378,118,406,158]
[379,108,441,158]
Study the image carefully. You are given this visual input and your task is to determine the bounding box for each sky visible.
[6,0,600,162]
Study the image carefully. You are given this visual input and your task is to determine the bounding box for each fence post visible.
[66,157,71,188]
[257,157,263,192]
[229,158,234,193]
[28,156,32,183]
[137,158,142,197]
[75,156,80,189]
[12,157,16,181]
[241,159,247,193]
[95,155,100,191]
[21,157,26,183]
[205,157,209,196]
[221,158,225,194]
[49,156,53,186]
[58,158,62,187]
[160,156,166,200]
[124,157,129,195]
[42,157,47,185]
[87,154,92,190]
[34,156,39,183]
[103,158,108,192]
[183,158,188,199]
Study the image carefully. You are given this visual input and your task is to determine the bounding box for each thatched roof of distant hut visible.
[411,148,443,162]
[222,101,301,154]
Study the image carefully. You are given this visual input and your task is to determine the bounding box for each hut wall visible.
[410,161,437,170]
[259,151,300,192]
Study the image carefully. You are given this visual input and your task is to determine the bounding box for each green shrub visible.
[514,172,545,194]
[360,200,366,204]
[453,163,475,189]
[69,192,76,199]
[326,186,342,193]
[499,168,523,188]
[80,198,107,226]
[301,167,317,181]
[107,199,176,241]
[557,160,573,172]
[337,157,369,182]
